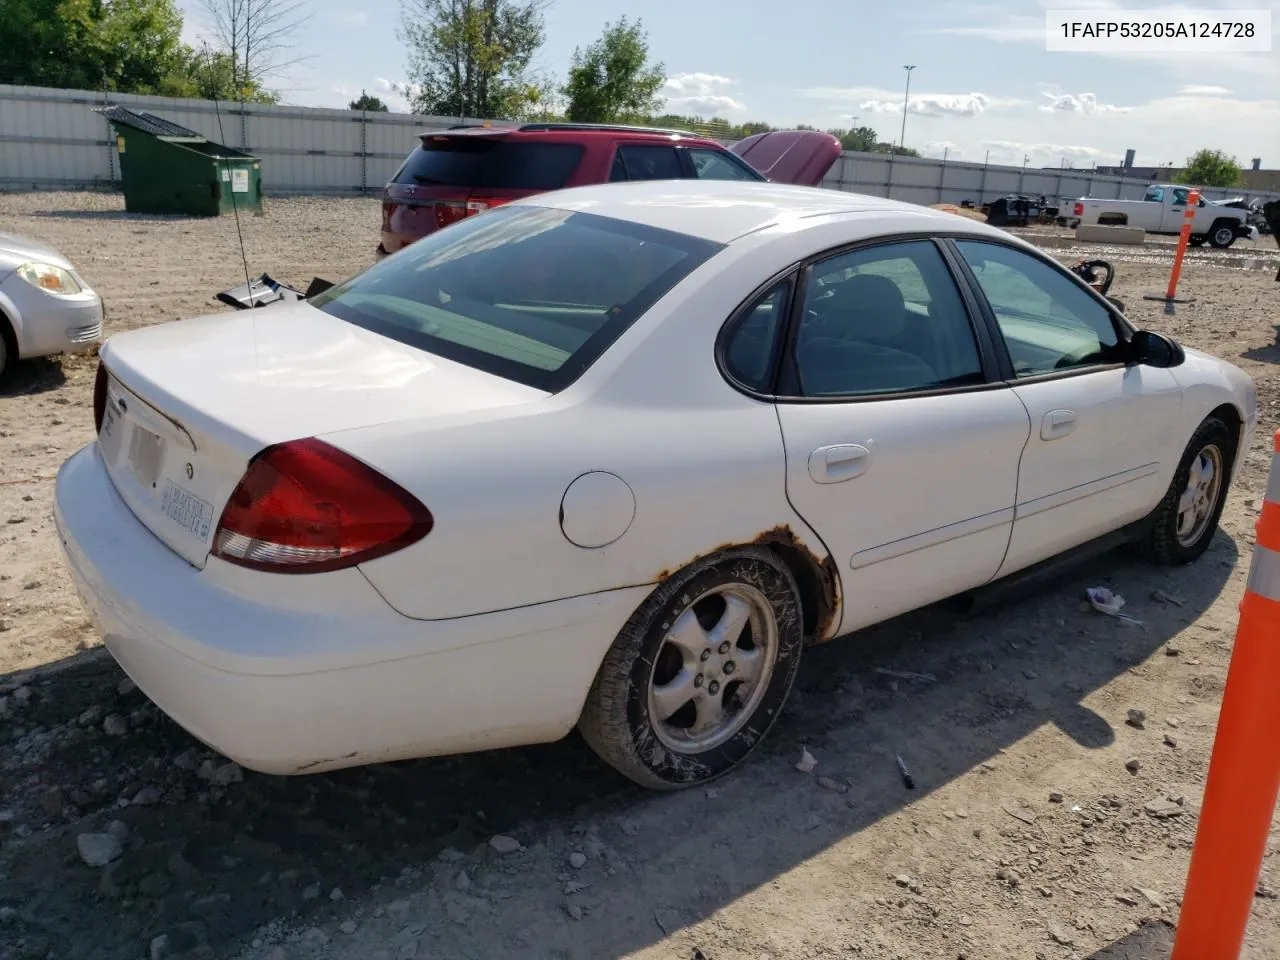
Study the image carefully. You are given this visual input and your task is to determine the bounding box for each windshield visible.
[310,205,723,391]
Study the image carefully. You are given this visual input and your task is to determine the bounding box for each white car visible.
[0,231,104,378]
[54,180,1257,790]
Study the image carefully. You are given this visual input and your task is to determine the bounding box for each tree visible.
[350,90,390,111]
[159,47,280,102]
[828,126,879,153]
[562,17,665,124]
[0,0,189,93]
[1178,148,1244,188]
[399,0,547,119]
[199,0,310,99]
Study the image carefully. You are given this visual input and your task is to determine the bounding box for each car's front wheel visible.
[579,548,804,790]
[1208,222,1237,249]
[1140,415,1236,565]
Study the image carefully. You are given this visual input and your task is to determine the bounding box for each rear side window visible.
[614,145,683,181]
[310,205,723,392]
[393,138,583,191]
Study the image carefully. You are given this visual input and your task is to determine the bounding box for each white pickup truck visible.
[1062,182,1258,248]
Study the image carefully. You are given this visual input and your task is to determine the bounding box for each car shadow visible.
[0,356,69,396]
[0,533,1239,960]
[28,210,201,223]
[1085,920,1176,958]
[1242,325,1280,365]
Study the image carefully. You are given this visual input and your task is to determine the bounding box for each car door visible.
[763,238,1032,634]
[950,239,1184,576]
[1166,186,1191,232]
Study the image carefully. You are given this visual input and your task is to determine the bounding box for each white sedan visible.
[54,180,1257,790]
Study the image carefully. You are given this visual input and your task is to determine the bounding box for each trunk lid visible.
[96,302,546,568]
[730,130,843,187]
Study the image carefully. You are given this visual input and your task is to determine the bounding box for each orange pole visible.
[1164,188,1200,300]
[1172,430,1280,960]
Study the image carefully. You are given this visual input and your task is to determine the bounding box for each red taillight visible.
[1074,202,1084,217]
[93,360,108,433]
[211,438,433,574]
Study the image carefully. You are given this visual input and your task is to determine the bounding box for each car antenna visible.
[204,44,254,303]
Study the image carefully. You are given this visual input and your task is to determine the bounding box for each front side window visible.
[687,148,765,181]
[311,206,722,391]
[954,240,1123,378]
[788,240,986,398]
[1171,187,1190,206]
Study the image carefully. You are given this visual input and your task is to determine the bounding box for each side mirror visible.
[1130,329,1183,368]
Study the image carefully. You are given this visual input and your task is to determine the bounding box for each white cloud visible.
[922,140,963,159]
[1038,92,1129,114]
[331,11,369,27]
[803,86,1025,118]
[981,140,1107,164]
[660,73,746,114]
[332,85,352,101]
[376,78,421,113]
[1179,84,1233,95]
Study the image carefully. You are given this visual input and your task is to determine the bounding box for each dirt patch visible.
[2,191,1279,960]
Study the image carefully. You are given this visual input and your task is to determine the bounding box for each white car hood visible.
[102,300,548,454]
[0,231,74,273]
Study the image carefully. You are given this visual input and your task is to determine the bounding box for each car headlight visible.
[16,261,82,296]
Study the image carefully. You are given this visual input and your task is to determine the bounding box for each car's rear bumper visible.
[54,443,646,774]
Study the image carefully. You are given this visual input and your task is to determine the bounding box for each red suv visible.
[377,123,841,258]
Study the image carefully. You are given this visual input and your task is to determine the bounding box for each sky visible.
[176,0,1280,169]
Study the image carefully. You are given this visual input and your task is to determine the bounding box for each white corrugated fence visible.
[3,83,1279,207]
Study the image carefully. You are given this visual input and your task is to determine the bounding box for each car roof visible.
[515,179,1008,245]
[422,125,727,149]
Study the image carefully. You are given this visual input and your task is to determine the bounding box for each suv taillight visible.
[1074,202,1084,217]
[211,438,433,574]
[93,360,108,433]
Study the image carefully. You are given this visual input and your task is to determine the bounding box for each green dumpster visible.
[94,105,263,217]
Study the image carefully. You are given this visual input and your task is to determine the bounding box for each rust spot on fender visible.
[652,525,841,645]
[750,525,841,644]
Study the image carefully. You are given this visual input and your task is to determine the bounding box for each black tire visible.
[0,332,7,383]
[578,547,804,790]
[1188,234,1206,247]
[1208,221,1236,249]
[1139,416,1236,566]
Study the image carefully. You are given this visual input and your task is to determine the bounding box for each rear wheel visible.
[578,548,803,790]
[1139,416,1235,565]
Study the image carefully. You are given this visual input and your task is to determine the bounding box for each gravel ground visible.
[1,191,1279,960]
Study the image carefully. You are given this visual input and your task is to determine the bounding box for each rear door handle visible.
[1041,409,1077,440]
[808,444,871,484]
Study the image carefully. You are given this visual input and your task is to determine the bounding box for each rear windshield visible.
[393,137,584,191]
[309,205,723,392]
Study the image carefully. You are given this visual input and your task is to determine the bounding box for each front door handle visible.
[808,444,871,484]
[1041,409,1077,441]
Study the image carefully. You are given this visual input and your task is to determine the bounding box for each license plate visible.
[160,480,214,542]
[128,425,164,490]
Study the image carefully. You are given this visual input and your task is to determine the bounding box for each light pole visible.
[899,65,916,151]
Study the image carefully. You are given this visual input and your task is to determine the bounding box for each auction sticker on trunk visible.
[160,480,214,542]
